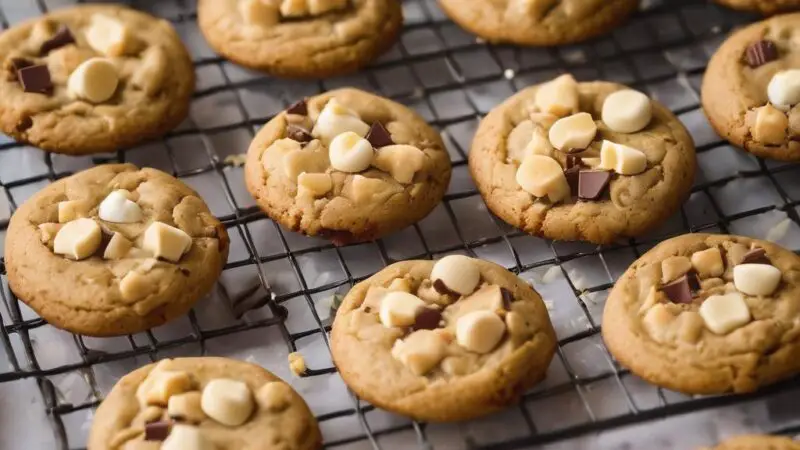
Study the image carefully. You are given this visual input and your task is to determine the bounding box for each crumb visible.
[544,300,554,311]
[542,266,562,284]
[288,352,306,376]
[223,154,247,167]
[503,69,515,80]
[765,218,791,243]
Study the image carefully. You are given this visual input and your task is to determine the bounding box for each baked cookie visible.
[712,0,800,14]
[330,256,557,421]
[5,164,229,337]
[469,75,696,244]
[603,233,800,394]
[244,88,451,245]
[703,435,800,450]
[197,0,402,78]
[702,13,800,161]
[88,357,321,450]
[437,0,639,46]
[0,5,194,155]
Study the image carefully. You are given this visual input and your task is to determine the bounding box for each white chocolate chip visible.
[455,310,506,354]
[53,218,102,260]
[142,222,192,263]
[256,382,293,412]
[391,330,447,375]
[162,424,215,450]
[691,248,724,278]
[131,46,167,96]
[38,223,62,247]
[515,154,571,202]
[379,291,426,328]
[641,304,675,342]
[311,99,370,144]
[308,0,348,14]
[348,175,402,204]
[547,112,597,151]
[430,255,481,296]
[137,370,194,406]
[329,131,374,173]
[601,90,652,133]
[98,190,143,223]
[282,143,329,180]
[85,14,132,57]
[57,200,88,223]
[168,391,206,423]
[104,232,133,260]
[373,145,426,184]
[288,352,306,376]
[733,263,781,296]
[534,74,579,117]
[599,140,647,175]
[698,292,751,335]
[240,0,280,26]
[767,69,800,110]
[201,378,255,427]
[119,270,154,301]
[752,104,788,145]
[388,277,411,293]
[297,172,332,199]
[505,311,533,338]
[67,58,119,103]
[661,256,692,283]
[280,0,308,17]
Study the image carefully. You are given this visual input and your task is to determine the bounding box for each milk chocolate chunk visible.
[40,25,75,55]
[577,170,611,201]
[741,247,770,265]
[287,124,312,143]
[412,308,443,331]
[144,421,171,441]
[18,65,53,94]
[365,122,393,148]
[662,275,692,304]
[286,99,308,116]
[745,40,778,68]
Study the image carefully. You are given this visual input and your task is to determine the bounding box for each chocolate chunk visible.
[286,124,312,143]
[577,170,611,201]
[741,247,770,265]
[686,270,701,291]
[18,65,53,94]
[413,308,442,331]
[144,421,171,441]
[286,99,308,116]
[40,25,75,55]
[366,122,393,148]
[564,166,580,195]
[564,147,584,154]
[662,275,693,304]
[566,155,583,170]
[433,278,457,296]
[16,116,32,132]
[500,287,514,310]
[745,40,778,68]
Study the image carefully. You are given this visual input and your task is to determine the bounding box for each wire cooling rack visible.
[3,0,800,449]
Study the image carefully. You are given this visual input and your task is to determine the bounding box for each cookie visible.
[603,233,800,394]
[0,5,194,155]
[244,88,452,245]
[4,164,229,337]
[469,75,696,245]
[704,435,800,450]
[197,0,402,79]
[712,0,800,14]
[88,357,321,450]
[330,256,557,421]
[437,0,639,46]
[702,13,800,161]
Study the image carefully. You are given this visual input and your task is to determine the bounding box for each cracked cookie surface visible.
[0,4,194,155]
[88,357,321,450]
[5,164,229,336]
[713,0,800,14]
[603,233,800,395]
[330,257,557,421]
[437,0,639,46]
[244,88,451,245]
[705,435,800,450]
[197,0,402,78]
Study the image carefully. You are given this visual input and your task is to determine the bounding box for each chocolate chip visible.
[566,155,583,169]
[564,166,580,195]
[9,57,33,78]
[578,170,611,201]
[433,278,456,296]
[18,65,53,94]
[16,116,32,132]
[286,99,308,116]
[741,247,770,265]
[363,306,371,313]
[144,421,171,441]
[365,122,393,148]
[286,124,312,143]
[40,25,75,56]
[500,287,514,310]
[662,275,693,304]
[413,308,442,331]
[745,40,778,68]
[687,270,701,291]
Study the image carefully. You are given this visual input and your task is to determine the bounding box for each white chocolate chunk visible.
[373,145,426,184]
[548,112,597,151]
[280,0,307,17]
[131,46,167,96]
[329,131,374,173]
[515,154,571,202]
[168,392,206,423]
[53,218,102,260]
[104,232,133,260]
[582,157,601,167]
[455,310,506,354]
[388,277,411,293]
[58,200,87,223]
[119,270,153,301]
[288,352,306,376]
[698,292,751,335]
[297,172,332,199]
[308,0,348,14]
[661,256,692,284]
[256,382,293,412]
[599,140,647,175]
[67,58,119,103]
[768,69,800,110]
[138,370,194,406]
[85,14,132,57]
[752,104,788,145]
[142,222,192,263]
[430,255,481,296]
[312,99,370,144]
[601,90,652,133]
[691,248,724,278]
[201,378,255,427]
[98,190,143,223]
[733,263,781,296]
[349,175,401,204]
[379,291,426,328]
[240,0,280,26]
[162,424,215,450]
[391,330,447,376]
[282,143,329,180]
[534,74,579,117]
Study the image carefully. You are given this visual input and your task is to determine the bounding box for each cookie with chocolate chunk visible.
[706,435,800,450]
[244,88,451,245]
[469,75,696,244]
[0,5,194,155]
[713,0,800,14]
[603,233,800,394]
[330,256,557,421]
[4,164,229,336]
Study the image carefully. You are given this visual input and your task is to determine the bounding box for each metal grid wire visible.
[2,0,800,448]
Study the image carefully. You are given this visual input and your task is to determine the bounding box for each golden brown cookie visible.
[0,5,194,155]
[330,256,557,421]
[244,88,452,245]
[713,0,800,14]
[5,164,229,337]
[704,435,800,450]
[197,0,402,78]
[702,13,800,161]
[437,0,639,46]
[88,357,321,450]
[469,75,696,245]
[603,233,800,395]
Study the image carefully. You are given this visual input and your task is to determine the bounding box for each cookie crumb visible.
[765,218,792,243]
[542,266,563,284]
[503,69,515,80]
[288,352,306,376]
[223,154,247,167]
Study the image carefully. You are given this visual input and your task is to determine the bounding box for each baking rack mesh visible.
[2,0,800,448]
